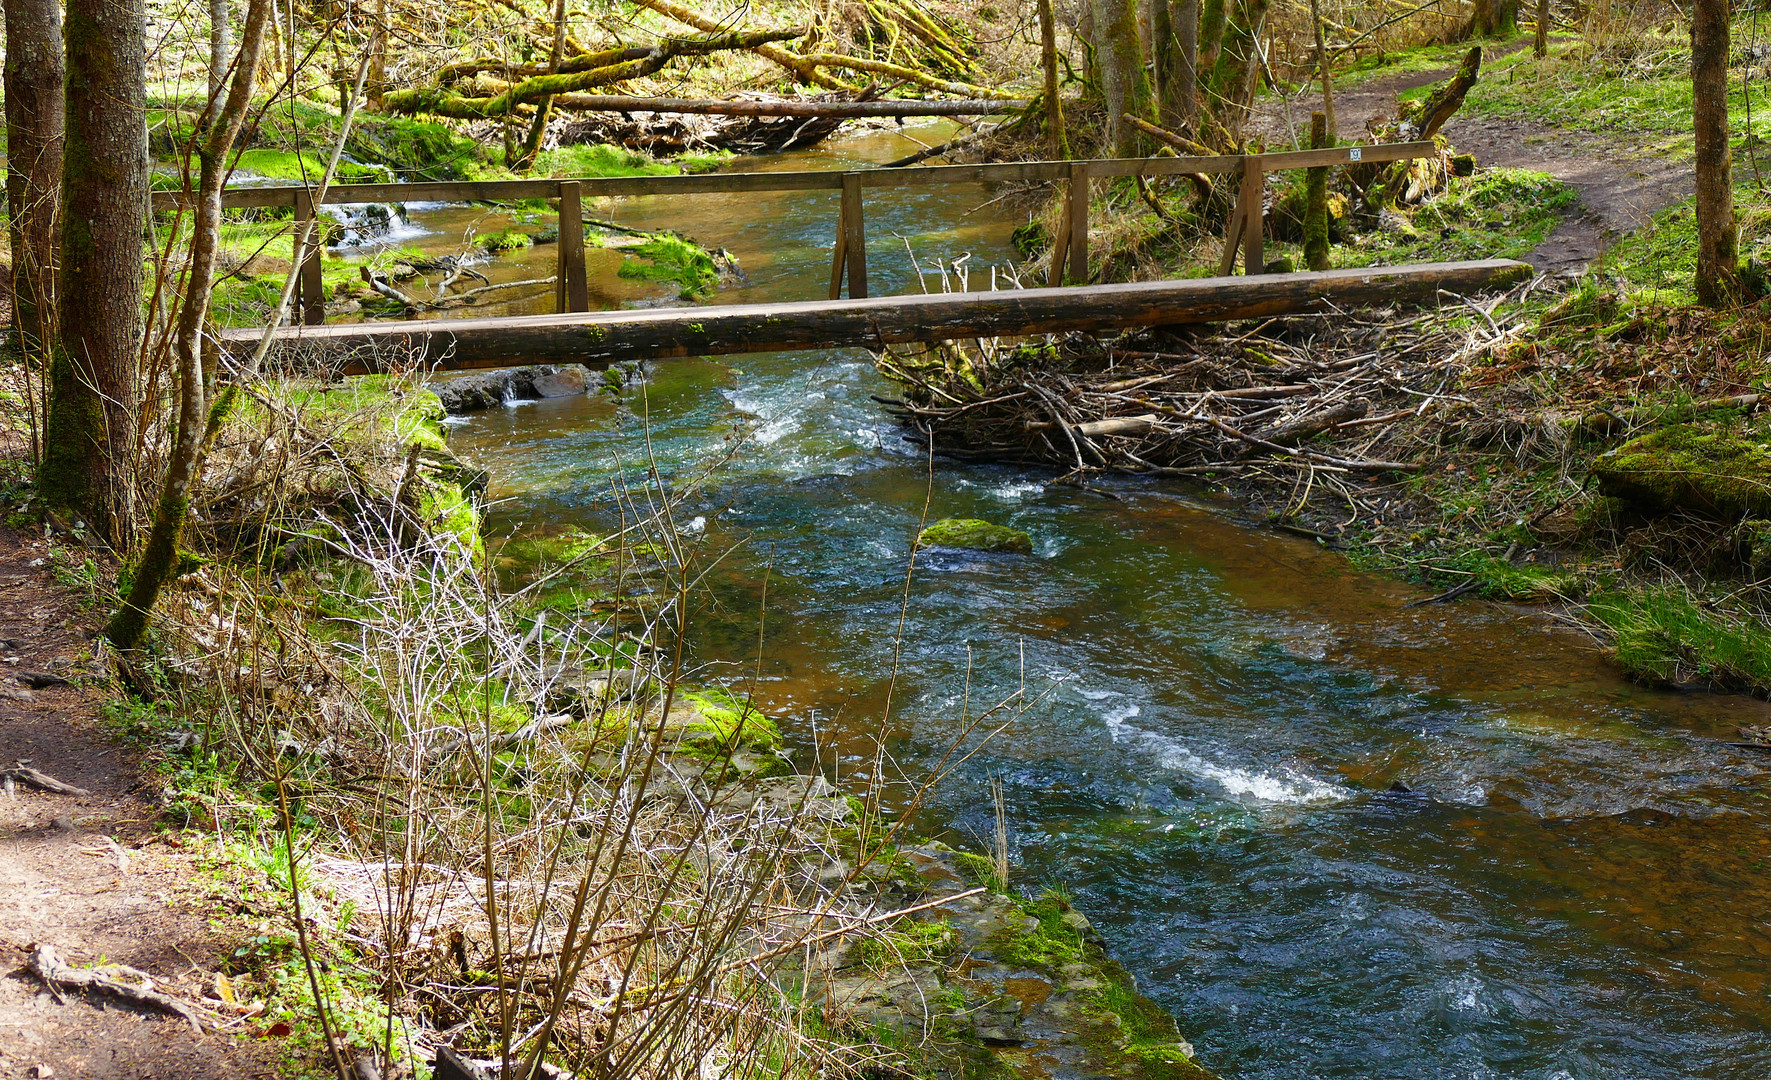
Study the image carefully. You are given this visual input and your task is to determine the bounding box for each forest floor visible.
[1249,44,1695,274]
[0,524,279,1080]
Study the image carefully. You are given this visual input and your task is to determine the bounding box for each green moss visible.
[479,229,536,253]
[950,850,1007,892]
[917,518,1033,554]
[986,892,1084,969]
[233,149,386,184]
[853,920,958,972]
[617,234,722,299]
[678,687,782,751]
[1590,419,1771,520]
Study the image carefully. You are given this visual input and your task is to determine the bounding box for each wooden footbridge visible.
[176,142,1532,373]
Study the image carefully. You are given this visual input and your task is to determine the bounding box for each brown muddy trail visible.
[0,526,275,1079]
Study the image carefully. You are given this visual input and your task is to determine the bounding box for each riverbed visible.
[368,125,1771,1079]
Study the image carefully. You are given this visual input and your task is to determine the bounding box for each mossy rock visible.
[1589,420,1771,521]
[918,518,1033,554]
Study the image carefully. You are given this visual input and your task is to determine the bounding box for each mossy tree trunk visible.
[1465,0,1517,37]
[1093,0,1153,155]
[4,0,64,360]
[38,0,147,545]
[1303,111,1329,270]
[1693,0,1742,308]
[1214,0,1269,137]
[108,0,273,652]
[382,28,810,120]
[511,0,570,172]
[1310,0,1334,139]
[1038,0,1070,156]
[1534,0,1548,56]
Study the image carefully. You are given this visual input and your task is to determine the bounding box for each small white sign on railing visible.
[1348,147,1362,162]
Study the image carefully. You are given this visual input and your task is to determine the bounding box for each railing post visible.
[557,180,588,313]
[841,172,867,299]
[1067,161,1089,284]
[293,188,325,325]
[1047,193,1070,288]
[1240,154,1265,274]
[829,193,849,300]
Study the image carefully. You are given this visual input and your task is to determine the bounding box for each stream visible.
[361,125,1771,1079]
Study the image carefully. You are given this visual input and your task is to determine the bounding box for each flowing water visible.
[378,126,1771,1079]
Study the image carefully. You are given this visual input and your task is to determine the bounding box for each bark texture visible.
[108,0,273,651]
[1093,0,1154,155]
[4,0,64,356]
[1174,0,1199,131]
[1038,0,1069,156]
[38,0,147,543]
[1693,0,1741,308]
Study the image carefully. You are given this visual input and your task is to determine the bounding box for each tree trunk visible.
[1153,0,1178,128]
[512,0,570,172]
[4,0,63,360]
[1094,0,1153,155]
[1175,0,1199,131]
[208,0,228,106]
[1304,111,1329,270]
[1209,0,1268,138]
[366,0,386,106]
[37,0,147,544]
[1535,0,1548,57]
[1311,0,1334,140]
[1038,0,1069,156]
[109,0,272,651]
[1693,0,1742,307]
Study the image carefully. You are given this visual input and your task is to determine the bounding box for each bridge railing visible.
[152,142,1434,326]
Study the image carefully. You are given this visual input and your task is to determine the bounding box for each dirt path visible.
[1252,49,1693,274]
[0,527,275,1079]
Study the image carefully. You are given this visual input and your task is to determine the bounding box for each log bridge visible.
[182,143,1530,371]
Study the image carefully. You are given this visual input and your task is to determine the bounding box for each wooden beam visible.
[223,260,1531,373]
[293,189,325,325]
[841,172,868,299]
[548,95,1018,117]
[154,143,1437,211]
[1066,162,1089,285]
[828,200,849,300]
[1047,195,1071,288]
[557,181,588,312]
[1240,155,1264,275]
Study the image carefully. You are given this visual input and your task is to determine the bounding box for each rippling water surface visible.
[410,126,1771,1079]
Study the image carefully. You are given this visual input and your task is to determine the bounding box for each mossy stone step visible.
[1590,420,1771,521]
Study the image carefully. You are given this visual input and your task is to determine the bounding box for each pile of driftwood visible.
[875,294,1524,483]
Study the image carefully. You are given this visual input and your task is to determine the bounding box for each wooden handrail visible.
[194,140,1439,322]
[151,142,1433,210]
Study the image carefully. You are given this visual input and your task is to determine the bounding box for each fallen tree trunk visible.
[382,28,806,120]
[222,260,1531,372]
[544,94,1014,117]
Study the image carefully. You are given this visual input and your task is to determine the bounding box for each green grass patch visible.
[535,142,676,179]
[1328,168,1576,267]
[1588,588,1771,691]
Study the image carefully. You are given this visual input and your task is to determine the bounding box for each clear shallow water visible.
[429,127,1771,1079]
